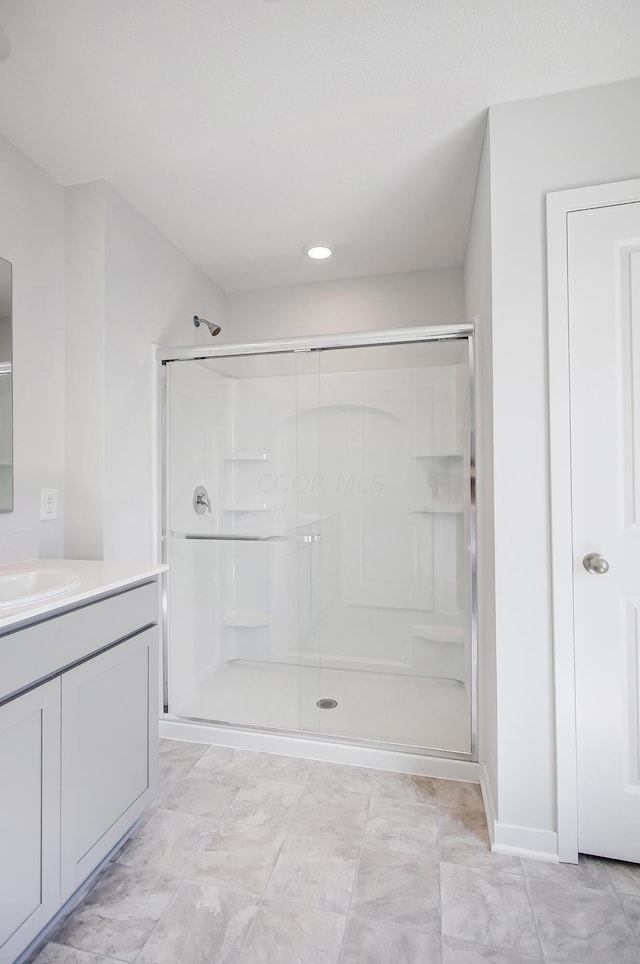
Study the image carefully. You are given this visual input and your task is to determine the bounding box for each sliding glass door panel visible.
[311,340,472,752]
[165,352,304,730]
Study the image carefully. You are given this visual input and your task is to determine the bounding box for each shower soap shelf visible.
[412,624,466,643]
[411,450,463,458]
[412,503,464,514]
[224,452,270,461]
[223,612,271,628]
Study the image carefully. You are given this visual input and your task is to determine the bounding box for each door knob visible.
[583,552,609,575]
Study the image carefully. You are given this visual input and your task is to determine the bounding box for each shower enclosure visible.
[159,326,476,759]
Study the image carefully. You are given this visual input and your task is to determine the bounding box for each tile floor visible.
[29,738,640,964]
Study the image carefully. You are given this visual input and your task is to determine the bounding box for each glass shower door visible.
[305,339,473,754]
[163,334,474,758]
[165,351,308,731]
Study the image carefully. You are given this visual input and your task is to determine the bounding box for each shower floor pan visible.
[173,658,470,753]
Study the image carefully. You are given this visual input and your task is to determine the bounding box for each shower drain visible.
[316,698,338,710]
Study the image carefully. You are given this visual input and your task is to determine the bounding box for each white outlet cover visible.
[40,487,58,520]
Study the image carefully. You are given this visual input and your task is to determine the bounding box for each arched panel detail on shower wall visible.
[160,327,476,760]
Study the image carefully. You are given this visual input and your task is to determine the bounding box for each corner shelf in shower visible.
[223,611,271,628]
[411,450,463,458]
[411,503,464,514]
[412,623,466,643]
[224,452,271,461]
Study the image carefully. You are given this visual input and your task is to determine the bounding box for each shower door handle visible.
[301,534,320,544]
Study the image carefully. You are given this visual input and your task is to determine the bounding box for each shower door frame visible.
[157,324,477,761]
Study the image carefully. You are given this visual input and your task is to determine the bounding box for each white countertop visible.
[0,558,167,630]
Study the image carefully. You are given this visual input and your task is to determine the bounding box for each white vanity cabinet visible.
[0,679,61,963]
[0,577,160,964]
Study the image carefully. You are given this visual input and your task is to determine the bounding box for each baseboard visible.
[159,718,482,783]
[493,822,559,863]
[479,763,558,862]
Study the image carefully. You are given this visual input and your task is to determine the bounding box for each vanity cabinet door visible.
[60,628,158,901]
[0,679,61,964]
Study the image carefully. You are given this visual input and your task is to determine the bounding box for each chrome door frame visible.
[157,324,477,761]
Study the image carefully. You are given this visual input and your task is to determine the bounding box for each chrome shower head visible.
[193,315,221,337]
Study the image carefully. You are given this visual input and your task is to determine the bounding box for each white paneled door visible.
[568,200,640,862]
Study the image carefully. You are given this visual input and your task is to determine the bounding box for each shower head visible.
[193,315,221,337]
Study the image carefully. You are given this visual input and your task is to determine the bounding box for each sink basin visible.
[0,569,81,609]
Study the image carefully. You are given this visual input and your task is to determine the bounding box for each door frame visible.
[547,177,640,862]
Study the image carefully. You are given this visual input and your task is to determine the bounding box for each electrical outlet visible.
[40,488,58,520]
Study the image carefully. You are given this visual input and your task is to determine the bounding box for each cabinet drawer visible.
[0,581,158,704]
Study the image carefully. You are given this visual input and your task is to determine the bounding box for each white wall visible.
[224,267,465,342]
[463,124,497,813]
[64,183,107,559]
[103,185,225,561]
[0,133,65,562]
[64,180,225,562]
[487,77,640,847]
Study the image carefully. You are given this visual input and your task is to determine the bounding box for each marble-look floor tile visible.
[371,770,438,805]
[605,859,640,896]
[116,808,214,878]
[237,898,345,964]
[136,879,259,964]
[521,854,612,892]
[51,863,179,963]
[161,768,242,820]
[527,876,640,963]
[309,761,376,794]
[340,917,441,963]
[440,863,541,959]
[195,744,259,778]
[364,795,438,858]
[441,936,542,962]
[224,776,304,829]
[266,831,360,914]
[32,945,119,963]
[251,752,314,784]
[439,809,522,875]
[620,894,640,940]
[159,738,210,767]
[290,785,369,838]
[437,780,485,817]
[154,762,190,807]
[351,844,440,934]
[191,822,287,895]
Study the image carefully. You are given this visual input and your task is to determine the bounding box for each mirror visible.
[0,258,12,511]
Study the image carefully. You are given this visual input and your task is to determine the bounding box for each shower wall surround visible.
[162,328,475,759]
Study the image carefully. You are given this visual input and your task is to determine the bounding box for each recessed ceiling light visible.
[303,243,336,260]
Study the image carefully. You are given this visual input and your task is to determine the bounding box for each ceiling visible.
[0,1,638,293]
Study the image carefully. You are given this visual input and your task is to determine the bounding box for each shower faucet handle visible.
[193,485,212,514]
